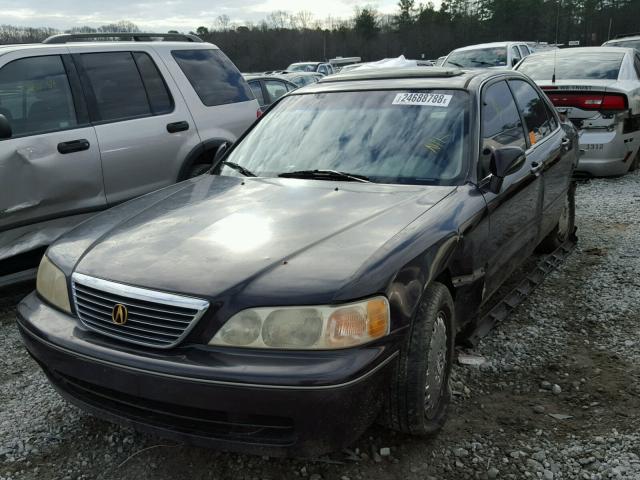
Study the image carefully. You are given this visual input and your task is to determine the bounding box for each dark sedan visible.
[18,68,578,457]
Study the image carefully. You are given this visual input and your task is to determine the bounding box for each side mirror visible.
[214,142,231,163]
[0,114,12,140]
[488,146,526,194]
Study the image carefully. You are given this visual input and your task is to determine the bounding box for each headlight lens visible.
[36,255,71,313]
[209,296,390,349]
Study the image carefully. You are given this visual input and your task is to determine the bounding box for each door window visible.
[0,55,78,137]
[132,52,173,115]
[509,79,556,146]
[480,80,526,178]
[511,46,522,66]
[79,52,151,122]
[171,49,252,106]
[318,65,329,75]
[264,80,288,104]
[249,81,266,107]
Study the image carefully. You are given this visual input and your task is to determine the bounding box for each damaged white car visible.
[516,47,640,176]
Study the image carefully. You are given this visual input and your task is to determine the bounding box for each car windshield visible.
[287,63,318,72]
[605,39,640,50]
[517,52,625,80]
[219,90,469,186]
[445,47,508,68]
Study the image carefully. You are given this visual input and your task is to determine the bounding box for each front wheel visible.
[537,181,576,253]
[381,282,455,435]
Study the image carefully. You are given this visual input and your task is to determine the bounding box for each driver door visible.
[478,79,543,298]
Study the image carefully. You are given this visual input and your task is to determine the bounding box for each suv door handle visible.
[57,139,90,154]
[167,121,189,133]
[530,161,544,175]
[561,137,572,151]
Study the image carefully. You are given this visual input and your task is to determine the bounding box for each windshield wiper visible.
[446,61,464,68]
[223,161,256,177]
[278,169,371,183]
[471,60,494,66]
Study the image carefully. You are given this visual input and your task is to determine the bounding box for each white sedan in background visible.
[516,47,640,176]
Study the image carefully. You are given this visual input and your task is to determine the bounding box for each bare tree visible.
[295,11,315,30]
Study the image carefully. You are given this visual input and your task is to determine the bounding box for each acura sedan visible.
[18,67,578,456]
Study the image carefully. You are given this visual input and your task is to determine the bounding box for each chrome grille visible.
[72,273,209,349]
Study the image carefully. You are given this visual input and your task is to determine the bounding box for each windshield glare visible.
[517,52,625,80]
[445,47,508,68]
[220,90,469,186]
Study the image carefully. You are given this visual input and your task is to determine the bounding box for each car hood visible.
[68,175,456,302]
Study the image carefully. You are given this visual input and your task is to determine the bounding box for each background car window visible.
[318,65,329,75]
[264,80,288,103]
[445,47,508,68]
[80,52,151,122]
[517,51,625,80]
[248,81,266,107]
[511,46,522,66]
[517,45,529,58]
[480,80,526,178]
[132,52,173,115]
[509,79,556,145]
[0,55,78,137]
[172,49,252,107]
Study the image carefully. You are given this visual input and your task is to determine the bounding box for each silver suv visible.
[0,33,259,283]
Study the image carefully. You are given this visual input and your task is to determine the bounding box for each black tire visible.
[185,163,212,179]
[381,281,455,435]
[537,181,576,253]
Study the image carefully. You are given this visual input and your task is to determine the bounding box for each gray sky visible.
[1,0,443,31]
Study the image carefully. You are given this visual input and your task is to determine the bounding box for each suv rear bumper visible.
[17,292,397,457]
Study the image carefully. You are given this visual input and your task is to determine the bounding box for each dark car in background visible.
[18,67,578,457]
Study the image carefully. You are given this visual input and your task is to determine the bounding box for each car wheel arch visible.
[177,138,233,181]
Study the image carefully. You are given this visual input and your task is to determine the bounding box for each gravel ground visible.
[1,173,639,480]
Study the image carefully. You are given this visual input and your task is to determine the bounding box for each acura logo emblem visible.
[112,304,128,325]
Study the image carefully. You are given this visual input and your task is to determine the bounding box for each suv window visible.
[132,52,173,115]
[318,64,329,75]
[79,52,151,122]
[0,55,78,137]
[509,79,556,145]
[519,45,531,57]
[172,49,252,107]
[248,81,266,107]
[480,80,526,178]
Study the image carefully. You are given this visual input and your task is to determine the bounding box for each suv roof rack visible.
[42,32,203,44]
[613,32,640,39]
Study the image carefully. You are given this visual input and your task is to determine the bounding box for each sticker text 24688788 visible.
[392,93,453,107]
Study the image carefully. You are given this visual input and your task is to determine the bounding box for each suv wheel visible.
[381,281,454,435]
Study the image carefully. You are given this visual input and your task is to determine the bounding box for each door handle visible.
[561,137,572,151]
[530,161,544,175]
[167,121,189,133]
[57,139,90,154]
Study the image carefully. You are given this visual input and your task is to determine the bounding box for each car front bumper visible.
[576,128,639,177]
[17,292,398,457]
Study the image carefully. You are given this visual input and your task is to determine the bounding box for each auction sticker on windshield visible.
[392,93,453,107]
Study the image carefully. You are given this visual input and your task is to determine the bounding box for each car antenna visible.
[552,0,561,84]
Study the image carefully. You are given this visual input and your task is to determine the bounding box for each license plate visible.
[582,144,604,151]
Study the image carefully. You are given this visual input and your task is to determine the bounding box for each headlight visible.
[36,255,71,313]
[209,296,390,349]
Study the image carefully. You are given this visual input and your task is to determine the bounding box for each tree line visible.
[0,0,638,72]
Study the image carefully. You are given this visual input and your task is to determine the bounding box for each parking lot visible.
[1,172,638,480]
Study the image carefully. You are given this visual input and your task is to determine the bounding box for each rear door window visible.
[172,49,252,106]
[132,52,173,115]
[511,46,522,66]
[480,80,526,178]
[0,55,78,137]
[509,79,556,146]
[264,80,288,104]
[79,52,151,122]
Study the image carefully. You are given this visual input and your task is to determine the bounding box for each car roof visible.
[452,42,526,52]
[525,46,635,58]
[296,67,517,93]
[604,36,640,44]
[0,41,218,57]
